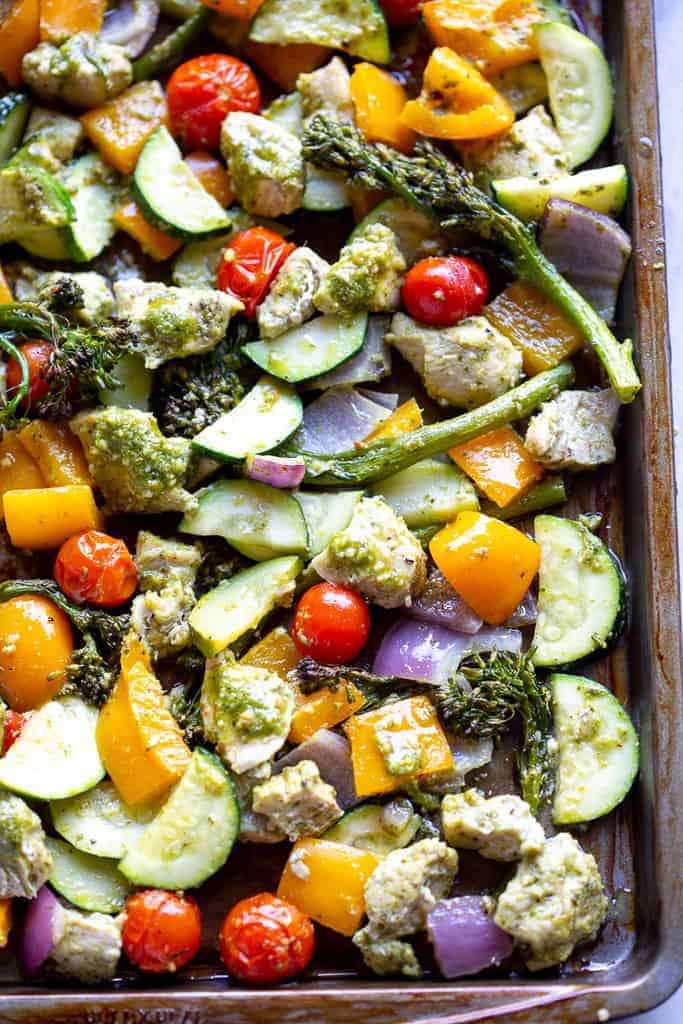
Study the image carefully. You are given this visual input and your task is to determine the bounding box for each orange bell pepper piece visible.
[244,41,330,93]
[114,201,182,262]
[449,425,543,508]
[240,626,301,679]
[185,151,235,207]
[344,696,453,798]
[0,0,39,87]
[3,485,103,550]
[199,0,264,16]
[17,421,93,488]
[430,510,540,625]
[350,63,415,154]
[400,47,514,141]
[81,81,168,176]
[0,265,13,304]
[484,280,585,375]
[290,680,366,745]
[278,838,380,936]
[96,634,191,807]
[364,398,423,442]
[0,900,12,948]
[423,0,541,76]
[40,0,105,42]
[0,432,45,515]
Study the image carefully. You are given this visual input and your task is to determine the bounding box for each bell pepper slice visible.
[430,510,540,624]
[423,0,542,76]
[17,421,93,488]
[244,41,330,93]
[240,626,301,679]
[0,900,12,948]
[364,398,423,442]
[81,81,168,176]
[0,265,13,304]
[449,425,544,508]
[199,0,264,16]
[184,150,235,207]
[40,0,105,42]
[350,63,415,154]
[114,201,182,262]
[0,433,45,517]
[400,47,514,141]
[3,485,103,550]
[0,0,39,87]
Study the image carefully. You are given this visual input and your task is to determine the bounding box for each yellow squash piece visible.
[423,0,542,76]
[364,398,423,442]
[17,421,93,488]
[344,696,454,798]
[0,900,12,948]
[484,280,585,375]
[278,838,380,936]
[81,81,168,176]
[0,432,45,516]
[96,635,191,807]
[3,485,103,550]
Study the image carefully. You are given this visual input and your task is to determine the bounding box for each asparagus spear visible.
[133,8,210,82]
[302,115,641,404]
[283,361,575,486]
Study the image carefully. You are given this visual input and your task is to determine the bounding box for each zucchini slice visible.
[61,153,121,262]
[51,780,159,860]
[551,673,639,825]
[192,375,302,462]
[0,92,32,165]
[120,748,240,890]
[532,515,626,668]
[491,164,628,223]
[133,126,232,239]
[180,478,309,561]
[47,837,132,914]
[244,313,368,383]
[249,0,390,63]
[369,458,479,529]
[302,167,351,212]
[294,489,364,557]
[323,801,421,855]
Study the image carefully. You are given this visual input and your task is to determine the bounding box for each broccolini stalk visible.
[302,115,641,404]
[482,475,568,521]
[282,361,575,486]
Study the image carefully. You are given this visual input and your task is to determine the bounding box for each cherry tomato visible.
[217,228,296,318]
[122,890,201,974]
[2,710,29,754]
[6,340,53,407]
[167,54,261,151]
[0,596,73,712]
[401,256,490,327]
[292,583,371,664]
[54,530,138,608]
[220,893,314,985]
[380,0,422,26]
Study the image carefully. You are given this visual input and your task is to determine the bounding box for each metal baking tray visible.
[1,0,682,1020]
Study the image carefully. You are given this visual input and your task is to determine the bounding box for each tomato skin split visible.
[217,227,296,318]
[54,530,138,608]
[122,890,202,974]
[220,893,315,984]
[168,54,261,151]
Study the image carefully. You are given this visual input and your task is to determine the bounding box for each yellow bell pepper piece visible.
[0,0,39,87]
[350,63,415,154]
[344,696,454,799]
[400,47,515,141]
[484,280,585,375]
[40,0,105,42]
[423,0,541,77]
[278,838,380,936]
[0,264,13,304]
[0,432,45,516]
[3,485,103,550]
[97,635,191,807]
[17,421,92,488]
[364,398,423,442]
[290,681,366,745]
[114,201,182,262]
[0,900,12,948]
[449,425,544,508]
[81,81,168,176]
[430,510,540,624]
[244,42,330,93]
[185,150,235,208]
[240,626,301,679]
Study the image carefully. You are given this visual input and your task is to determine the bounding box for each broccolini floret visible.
[195,538,249,596]
[62,633,116,708]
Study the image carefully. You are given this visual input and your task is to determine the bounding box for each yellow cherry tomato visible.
[0,595,74,711]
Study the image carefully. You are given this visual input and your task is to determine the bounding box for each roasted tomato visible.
[292,583,371,664]
[2,709,29,754]
[401,255,489,326]
[380,0,422,26]
[0,595,73,711]
[6,340,52,407]
[167,54,261,151]
[217,227,296,318]
[122,890,202,974]
[54,530,138,608]
[220,893,314,985]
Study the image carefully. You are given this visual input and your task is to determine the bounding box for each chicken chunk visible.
[459,106,569,191]
[314,224,406,316]
[352,931,422,978]
[221,112,305,217]
[524,389,620,471]
[231,763,286,844]
[19,107,84,172]
[297,57,354,124]
[0,791,52,899]
[49,906,123,983]
[495,832,608,970]
[388,313,524,409]
[442,790,545,862]
[22,34,132,110]
[257,246,330,339]
[311,496,427,609]
[364,839,458,938]
[113,279,242,370]
[131,532,201,660]
[252,760,342,841]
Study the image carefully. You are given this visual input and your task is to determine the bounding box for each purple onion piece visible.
[504,589,537,629]
[410,570,483,634]
[275,729,357,808]
[538,198,632,324]
[290,386,399,455]
[428,896,513,979]
[244,454,306,489]
[305,317,392,390]
[100,0,160,58]
[20,885,62,977]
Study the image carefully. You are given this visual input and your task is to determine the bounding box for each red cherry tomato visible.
[2,710,29,754]
[292,583,371,664]
[380,0,422,26]
[401,256,489,327]
[54,530,138,608]
[217,228,296,318]
[122,890,201,974]
[167,54,261,151]
[220,893,314,985]
[6,340,53,407]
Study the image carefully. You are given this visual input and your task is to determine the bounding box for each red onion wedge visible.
[100,0,160,58]
[538,198,632,324]
[20,885,62,977]
[306,317,392,390]
[275,728,357,808]
[410,570,483,634]
[290,386,398,455]
[244,453,306,489]
[428,896,513,979]
[373,619,522,685]
[504,589,537,629]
